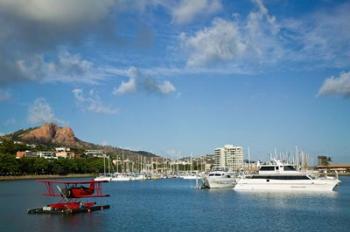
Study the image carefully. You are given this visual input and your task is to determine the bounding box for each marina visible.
[1,177,350,232]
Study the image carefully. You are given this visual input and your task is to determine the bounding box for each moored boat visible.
[202,169,235,189]
[234,160,340,192]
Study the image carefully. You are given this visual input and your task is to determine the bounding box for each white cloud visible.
[180,0,283,68]
[158,81,176,94]
[111,66,139,95]
[180,18,246,67]
[171,0,222,24]
[143,78,176,95]
[0,0,119,85]
[111,66,176,96]
[282,3,350,68]
[72,88,118,114]
[0,0,115,25]
[17,50,104,84]
[0,0,218,84]
[28,98,60,124]
[179,0,350,71]
[113,78,137,95]
[318,72,350,97]
[0,89,11,101]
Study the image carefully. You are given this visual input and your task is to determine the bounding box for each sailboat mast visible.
[103,154,106,176]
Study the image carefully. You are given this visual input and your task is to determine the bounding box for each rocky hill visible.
[0,123,158,158]
[19,123,78,146]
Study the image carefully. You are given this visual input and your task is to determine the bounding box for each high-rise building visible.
[214,148,225,168]
[214,145,244,171]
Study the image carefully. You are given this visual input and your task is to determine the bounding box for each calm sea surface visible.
[1,177,350,232]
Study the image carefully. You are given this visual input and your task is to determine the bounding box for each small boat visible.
[202,169,235,189]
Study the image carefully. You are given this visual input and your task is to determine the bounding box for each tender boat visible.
[202,169,236,189]
[234,160,340,192]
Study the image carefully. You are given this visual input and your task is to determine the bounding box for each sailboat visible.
[94,154,112,182]
[180,155,200,180]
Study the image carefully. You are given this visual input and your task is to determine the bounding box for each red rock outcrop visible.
[20,123,78,146]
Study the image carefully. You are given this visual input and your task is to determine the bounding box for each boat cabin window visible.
[251,175,310,180]
[215,173,222,176]
[209,174,214,176]
[259,166,275,171]
[284,166,296,171]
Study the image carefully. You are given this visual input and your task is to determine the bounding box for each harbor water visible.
[1,177,350,232]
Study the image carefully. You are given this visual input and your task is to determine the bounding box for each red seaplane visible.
[27,179,110,215]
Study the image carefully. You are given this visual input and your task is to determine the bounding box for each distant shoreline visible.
[0,174,94,181]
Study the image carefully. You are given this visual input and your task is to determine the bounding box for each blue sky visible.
[0,0,349,162]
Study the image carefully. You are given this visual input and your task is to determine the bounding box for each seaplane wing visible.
[38,179,110,198]
[38,180,108,184]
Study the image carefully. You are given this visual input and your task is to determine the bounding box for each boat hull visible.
[181,176,200,180]
[234,179,340,192]
[111,177,131,181]
[203,177,235,189]
[94,176,111,182]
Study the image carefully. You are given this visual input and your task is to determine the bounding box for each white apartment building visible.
[214,145,244,171]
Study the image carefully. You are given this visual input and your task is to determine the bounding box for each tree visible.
[33,158,49,174]
[0,140,28,155]
[0,153,19,175]
[19,158,36,174]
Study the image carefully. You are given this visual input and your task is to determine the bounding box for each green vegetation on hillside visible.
[0,153,105,176]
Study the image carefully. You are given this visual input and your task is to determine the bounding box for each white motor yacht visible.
[234,160,340,192]
[202,170,236,189]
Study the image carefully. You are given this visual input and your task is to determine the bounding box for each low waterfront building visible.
[37,151,56,159]
[16,150,57,159]
[316,164,350,174]
[16,150,36,159]
[55,147,75,159]
[84,150,106,158]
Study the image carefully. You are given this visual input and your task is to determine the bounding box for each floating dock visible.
[27,205,110,215]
